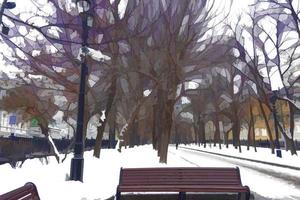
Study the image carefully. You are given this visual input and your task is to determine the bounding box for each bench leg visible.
[237,192,241,200]
[245,191,250,200]
[237,190,251,200]
[245,186,251,200]
[178,192,186,200]
[115,190,121,200]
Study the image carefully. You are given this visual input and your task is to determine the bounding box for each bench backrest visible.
[119,167,242,187]
[0,182,40,200]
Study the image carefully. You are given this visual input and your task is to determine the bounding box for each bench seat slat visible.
[120,175,239,180]
[123,171,237,173]
[122,182,241,185]
[119,185,249,192]
[121,183,242,186]
[122,174,240,177]
[116,167,250,200]
[122,173,240,176]
[122,173,239,176]
[122,167,238,170]
[121,180,241,184]
[122,179,241,182]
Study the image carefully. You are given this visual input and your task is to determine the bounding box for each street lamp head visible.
[0,1,16,33]
[2,25,9,35]
[76,0,91,13]
[4,2,16,9]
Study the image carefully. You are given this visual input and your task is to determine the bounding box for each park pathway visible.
[169,146,300,200]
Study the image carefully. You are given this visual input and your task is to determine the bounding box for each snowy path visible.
[177,146,300,186]
[169,146,300,200]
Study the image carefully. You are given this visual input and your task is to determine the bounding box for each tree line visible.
[0,0,299,163]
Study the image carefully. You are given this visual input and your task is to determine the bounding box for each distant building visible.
[0,110,103,139]
[0,110,66,138]
[0,110,30,137]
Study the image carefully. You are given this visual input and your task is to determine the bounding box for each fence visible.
[176,139,300,150]
[0,136,117,165]
[240,139,300,150]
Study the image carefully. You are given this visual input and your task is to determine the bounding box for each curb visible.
[179,146,300,171]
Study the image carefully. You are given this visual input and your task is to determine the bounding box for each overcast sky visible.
[2,0,285,91]
[0,0,253,69]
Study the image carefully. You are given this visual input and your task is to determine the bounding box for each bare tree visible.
[0,76,62,162]
[253,2,300,155]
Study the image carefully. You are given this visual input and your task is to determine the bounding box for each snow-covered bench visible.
[0,182,40,200]
[116,167,250,200]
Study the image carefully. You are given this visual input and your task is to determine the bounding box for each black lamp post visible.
[0,0,16,35]
[70,0,93,182]
[269,91,282,158]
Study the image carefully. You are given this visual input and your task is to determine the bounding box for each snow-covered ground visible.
[0,145,192,200]
[183,143,300,168]
[0,145,299,200]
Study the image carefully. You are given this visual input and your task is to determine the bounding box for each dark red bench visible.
[116,167,250,200]
[0,182,40,200]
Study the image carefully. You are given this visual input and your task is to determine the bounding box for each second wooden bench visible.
[0,182,40,200]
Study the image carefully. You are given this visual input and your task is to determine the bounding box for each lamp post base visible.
[275,149,282,158]
[70,157,84,182]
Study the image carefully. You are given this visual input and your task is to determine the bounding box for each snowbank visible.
[0,145,299,199]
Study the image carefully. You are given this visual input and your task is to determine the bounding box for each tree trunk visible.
[62,136,75,163]
[247,121,252,151]
[93,78,116,158]
[287,102,297,155]
[238,138,242,153]
[232,118,240,149]
[193,123,198,145]
[175,122,180,147]
[129,120,139,147]
[199,119,206,147]
[230,103,241,150]
[284,135,297,155]
[108,115,116,149]
[152,104,160,150]
[93,125,105,158]
[158,99,174,163]
[258,100,275,154]
[250,103,257,152]
[40,125,60,163]
[232,117,242,153]
[225,129,230,148]
[289,101,295,140]
[277,121,297,155]
[156,88,164,159]
[247,103,254,151]
[119,96,147,151]
[213,112,221,149]
[193,116,199,145]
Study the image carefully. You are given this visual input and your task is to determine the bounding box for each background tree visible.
[0,76,62,162]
